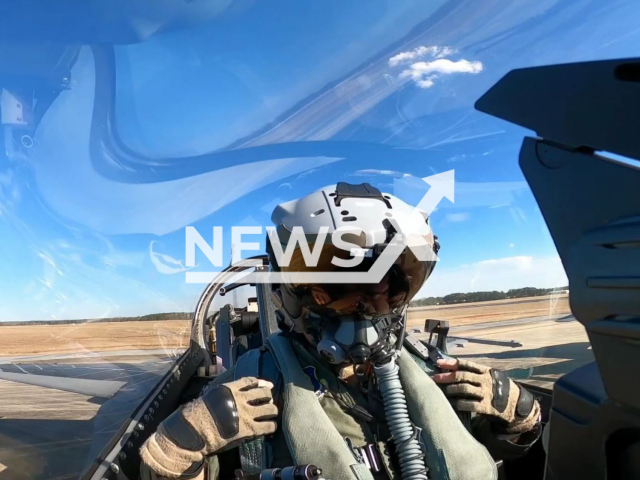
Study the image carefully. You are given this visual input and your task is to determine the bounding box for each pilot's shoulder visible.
[212,347,281,389]
[406,350,439,375]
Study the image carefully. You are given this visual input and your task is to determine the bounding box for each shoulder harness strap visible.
[234,347,282,474]
[403,334,473,431]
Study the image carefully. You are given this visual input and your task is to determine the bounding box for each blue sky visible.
[1,0,639,321]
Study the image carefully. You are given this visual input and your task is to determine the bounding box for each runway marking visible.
[72,365,122,371]
[72,369,127,379]
[14,364,29,374]
[455,322,563,338]
[31,363,43,370]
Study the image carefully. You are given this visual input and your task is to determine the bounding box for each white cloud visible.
[388,46,455,67]
[388,46,483,89]
[509,243,515,248]
[417,255,568,298]
[446,212,470,222]
[399,59,483,89]
[352,169,411,178]
[403,58,484,76]
[417,78,435,88]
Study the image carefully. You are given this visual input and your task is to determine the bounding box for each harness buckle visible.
[344,437,382,473]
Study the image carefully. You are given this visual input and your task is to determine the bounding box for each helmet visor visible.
[279,240,435,317]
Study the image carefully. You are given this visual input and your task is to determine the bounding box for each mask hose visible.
[374,359,428,480]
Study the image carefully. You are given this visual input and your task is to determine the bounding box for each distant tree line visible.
[0,312,193,327]
[1,287,571,325]
[137,312,193,321]
[410,286,569,307]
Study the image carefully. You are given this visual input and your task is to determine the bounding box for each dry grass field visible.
[0,295,581,480]
[407,294,570,329]
[0,319,191,357]
[0,296,571,358]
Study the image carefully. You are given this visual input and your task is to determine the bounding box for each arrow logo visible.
[418,170,455,212]
[387,170,454,261]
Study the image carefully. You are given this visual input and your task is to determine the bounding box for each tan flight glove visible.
[432,359,540,433]
[141,463,205,480]
[140,377,277,478]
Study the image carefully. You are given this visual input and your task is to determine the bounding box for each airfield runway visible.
[0,297,588,480]
[0,351,181,480]
[418,314,593,389]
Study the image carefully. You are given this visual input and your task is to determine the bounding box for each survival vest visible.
[226,333,497,480]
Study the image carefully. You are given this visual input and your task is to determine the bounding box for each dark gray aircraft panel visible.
[476,58,640,161]
[476,57,640,480]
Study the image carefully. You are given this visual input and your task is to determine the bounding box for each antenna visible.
[230,242,235,268]
[230,242,240,306]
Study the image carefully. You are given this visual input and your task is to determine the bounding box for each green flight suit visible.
[206,336,539,480]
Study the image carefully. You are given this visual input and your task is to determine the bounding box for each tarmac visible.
[424,314,594,388]
[0,351,179,480]
[0,314,593,480]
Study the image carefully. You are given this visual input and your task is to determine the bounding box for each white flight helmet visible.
[267,182,439,364]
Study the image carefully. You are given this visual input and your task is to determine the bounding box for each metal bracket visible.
[424,319,450,353]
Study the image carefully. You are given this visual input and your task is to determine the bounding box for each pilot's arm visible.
[139,375,277,479]
[432,358,542,460]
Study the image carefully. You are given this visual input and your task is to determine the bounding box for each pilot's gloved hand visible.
[140,377,277,478]
[141,463,205,480]
[432,359,540,433]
